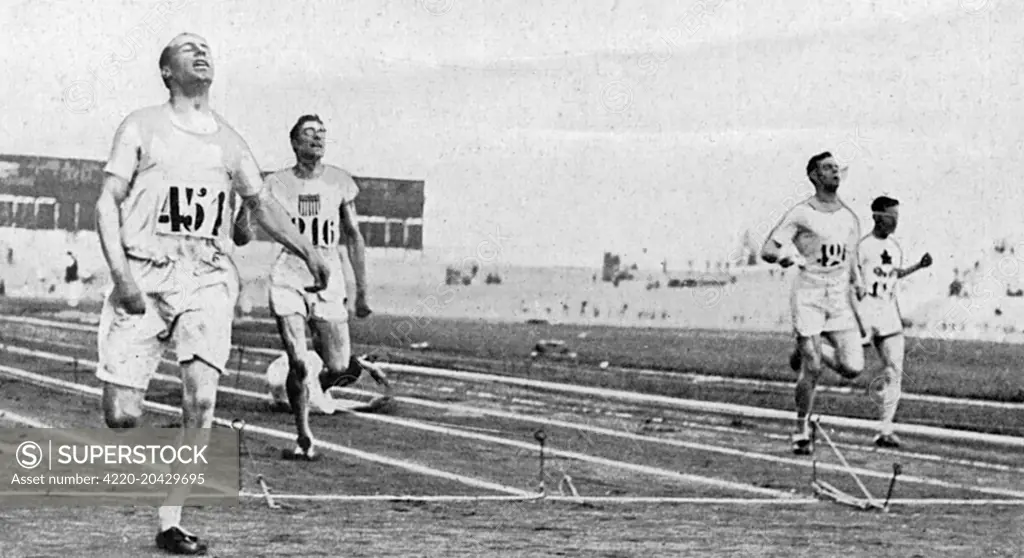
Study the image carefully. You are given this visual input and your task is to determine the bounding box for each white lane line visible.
[7,342,1024,500]
[8,319,1024,507]
[325,373,1023,474]
[369,394,1024,500]
[7,313,1023,411]
[0,408,51,455]
[0,363,532,497]
[237,492,820,505]
[12,313,1024,447]
[646,414,1024,474]
[374,362,1024,448]
[0,408,50,428]
[3,394,1021,509]
[0,315,98,331]
[233,492,1024,506]
[382,376,1024,473]
[0,345,795,499]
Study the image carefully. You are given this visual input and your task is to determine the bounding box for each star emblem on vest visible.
[881,249,892,265]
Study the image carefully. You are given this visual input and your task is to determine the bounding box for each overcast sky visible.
[2,0,1021,277]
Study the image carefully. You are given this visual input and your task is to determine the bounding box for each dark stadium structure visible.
[0,154,425,250]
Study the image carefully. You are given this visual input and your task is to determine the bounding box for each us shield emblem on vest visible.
[298,194,321,217]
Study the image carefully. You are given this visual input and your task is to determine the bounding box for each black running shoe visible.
[281,436,322,461]
[155,526,207,555]
[269,401,291,414]
[874,433,902,449]
[319,355,367,391]
[791,431,814,455]
[281,446,322,461]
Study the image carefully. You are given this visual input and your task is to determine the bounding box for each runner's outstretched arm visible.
[244,190,329,292]
[339,199,370,317]
[232,197,255,246]
[761,207,802,268]
[96,173,146,315]
[896,252,932,279]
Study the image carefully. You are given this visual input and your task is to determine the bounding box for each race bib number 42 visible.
[818,243,848,267]
[156,184,228,240]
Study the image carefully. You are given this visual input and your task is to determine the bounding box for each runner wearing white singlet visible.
[95,33,329,556]
[856,195,932,448]
[267,153,357,325]
[234,115,388,462]
[762,151,865,455]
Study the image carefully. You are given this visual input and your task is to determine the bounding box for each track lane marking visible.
[0,363,532,497]
[0,346,795,498]
[5,341,1024,500]
[7,314,1024,412]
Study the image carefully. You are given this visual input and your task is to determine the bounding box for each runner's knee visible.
[104,408,140,429]
[883,365,902,384]
[797,343,822,372]
[184,390,217,419]
[842,358,864,376]
[801,357,824,378]
[310,320,351,375]
[102,384,143,429]
[288,356,310,382]
[179,358,221,420]
[178,381,217,422]
[837,338,865,377]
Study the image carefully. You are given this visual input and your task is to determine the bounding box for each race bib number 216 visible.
[156,184,228,240]
[291,216,338,247]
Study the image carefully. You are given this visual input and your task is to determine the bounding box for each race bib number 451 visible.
[156,184,228,240]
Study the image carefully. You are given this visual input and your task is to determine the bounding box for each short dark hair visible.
[158,45,173,89]
[159,33,206,89]
[871,195,899,212]
[806,151,833,175]
[289,114,324,142]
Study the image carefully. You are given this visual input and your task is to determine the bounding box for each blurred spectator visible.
[64,251,82,307]
[948,276,964,298]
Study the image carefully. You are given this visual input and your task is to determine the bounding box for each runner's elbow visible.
[760,239,782,262]
[233,229,252,246]
[232,214,254,246]
[95,195,119,231]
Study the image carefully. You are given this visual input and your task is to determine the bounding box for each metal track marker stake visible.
[883,463,903,512]
[232,419,282,510]
[559,474,581,500]
[810,417,884,511]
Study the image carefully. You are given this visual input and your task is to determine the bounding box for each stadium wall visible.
[0,154,425,250]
